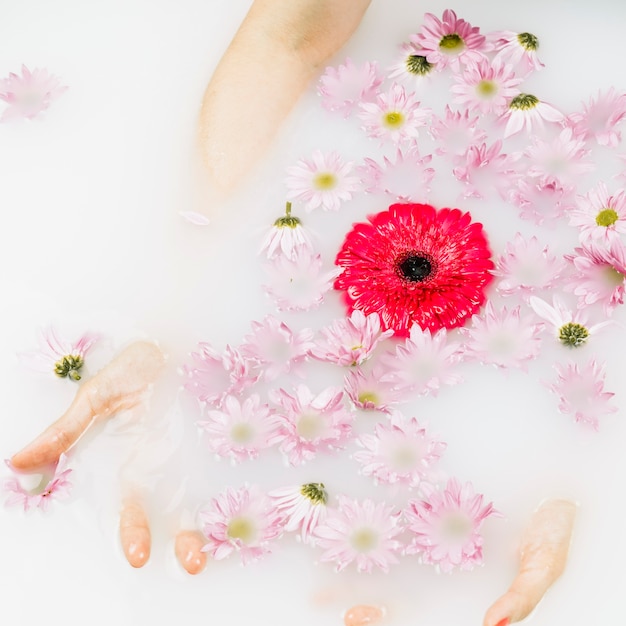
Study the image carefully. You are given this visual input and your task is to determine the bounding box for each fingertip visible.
[174,530,207,575]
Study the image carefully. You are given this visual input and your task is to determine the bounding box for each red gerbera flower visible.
[334,203,494,336]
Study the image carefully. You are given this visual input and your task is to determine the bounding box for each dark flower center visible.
[397,254,433,282]
[406,54,434,76]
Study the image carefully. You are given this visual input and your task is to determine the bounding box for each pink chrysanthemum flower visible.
[387,41,436,87]
[335,203,495,335]
[344,366,410,412]
[314,496,404,573]
[358,145,435,202]
[358,83,430,145]
[18,326,100,381]
[285,150,360,212]
[0,65,67,121]
[508,176,577,225]
[263,245,343,312]
[197,394,278,463]
[199,485,284,565]
[493,233,567,299]
[353,412,446,488]
[568,182,626,242]
[310,309,394,367]
[269,482,328,545]
[451,57,522,115]
[501,93,564,138]
[269,385,353,465]
[182,342,256,406]
[4,454,73,512]
[453,140,513,198]
[404,478,499,573]
[529,295,612,347]
[412,9,489,72]
[428,106,487,163]
[239,315,315,381]
[549,359,617,430]
[568,88,626,147]
[565,239,626,313]
[259,202,314,260]
[379,325,463,395]
[317,58,383,118]
[460,301,543,370]
[523,127,595,186]
[490,31,544,75]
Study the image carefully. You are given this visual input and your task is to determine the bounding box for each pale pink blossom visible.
[493,233,567,299]
[404,478,500,573]
[197,394,278,463]
[317,58,383,118]
[452,140,513,198]
[259,203,314,259]
[0,64,67,121]
[285,150,360,212]
[568,182,626,242]
[451,57,522,115]
[344,366,410,412]
[18,326,100,381]
[263,246,342,312]
[269,482,328,545]
[358,145,435,201]
[549,359,617,430]
[460,301,543,370]
[314,496,404,573]
[565,240,626,313]
[501,93,564,138]
[358,83,431,144]
[508,176,577,225]
[387,41,436,87]
[529,295,612,347]
[239,315,315,381]
[428,106,487,162]
[412,9,489,72]
[182,343,256,405]
[489,31,544,75]
[379,325,463,395]
[4,454,72,512]
[353,412,446,488]
[269,385,353,465]
[568,88,626,147]
[199,485,284,565]
[310,309,394,367]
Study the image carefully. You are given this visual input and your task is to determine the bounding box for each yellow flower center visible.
[313,172,337,190]
[596,208,619,227]
[477,80,497,97]
[440,513,471,540]
[357,391,379,405]
[227,517,255,542]
[230,422,254,444]
[383,111,405,128]
[351,527,378,552]
[296,413,323,440]
[439,33,464,51]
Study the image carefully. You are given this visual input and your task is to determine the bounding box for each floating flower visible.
[18,326,100,381]
[199,485,284,565]
[334,203,495,335]
[344,366,410,412]
[285,150,360,212]
[404,478,499,573]
[0,64,67,121]
[568,182,626,242]
[353,413,446,488]
[508,176,577,225]
[358,83,430,144]
[310,309,393,367]
[501,93,564,138]
[453,140,513,198]
[568,88,626,147]
[549,359,617,430]
[460,301,543,370]
[317,58,383,118]
[259,202,314,259]
[490,31,544,75]
[269,385,353,465]
[387,41,436,87]
[197,394,278,463]
[4,454,73,512]
[239,315,315,381]
[493,233,567,299]
[412,9,488,72]
[428,106,487,163]
[269,482,328,545]
[314,496,404,573]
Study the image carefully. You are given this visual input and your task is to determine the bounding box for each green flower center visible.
[227,517,255,542]
[439,33,464,51]
[357,391,379,406]
[300,482,328,505]
[477,80,497,97]
[351,527,378,552]
[313,172,337,190]
[405,54,433,76]
[596,208,619,227]
[517,32,539,51]
[54,354,84,381]
[509,93,539,110]
[383,111,405,128]
[558,323,589,347]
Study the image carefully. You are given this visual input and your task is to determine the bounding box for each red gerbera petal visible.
[334,203,494,336]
